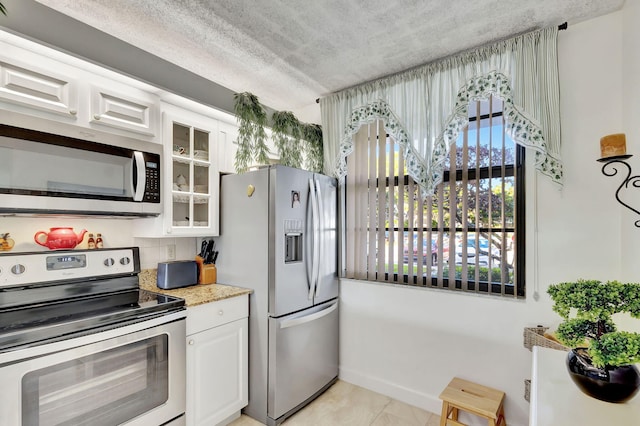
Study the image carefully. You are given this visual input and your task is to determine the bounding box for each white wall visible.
[617,0,640,335]
[620,0,640,282]
[338,9,628,426]
[2,217,197,269]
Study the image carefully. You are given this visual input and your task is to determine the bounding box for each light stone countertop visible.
[138,269,252,307]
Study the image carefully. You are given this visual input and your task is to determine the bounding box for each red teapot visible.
[34,227,88,250]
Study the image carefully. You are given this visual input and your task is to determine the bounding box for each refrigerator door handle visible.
[308,178,320,300]
[279,301,338,329]
[314,178,324,296]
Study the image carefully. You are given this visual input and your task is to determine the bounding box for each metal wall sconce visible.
[598,133,640,227]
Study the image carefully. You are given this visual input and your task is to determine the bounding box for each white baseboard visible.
[338,367,526,426]
[338,366,443,415]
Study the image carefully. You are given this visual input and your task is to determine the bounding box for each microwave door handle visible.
[131,151,146,201]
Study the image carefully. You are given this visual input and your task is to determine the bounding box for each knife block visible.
[200,264,217,285]
[195,256,217,285]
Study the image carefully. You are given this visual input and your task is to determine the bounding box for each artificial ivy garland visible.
[272,111,302,169]
[234,92,323,173]
[302,123,323,172]
[233,92,269,173]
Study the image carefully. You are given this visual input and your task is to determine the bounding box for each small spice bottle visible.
[96,233,104,249]
[87,233,96,249]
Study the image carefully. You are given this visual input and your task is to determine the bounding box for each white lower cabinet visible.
[186,295,249,426]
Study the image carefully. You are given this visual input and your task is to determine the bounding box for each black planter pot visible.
[566,348,640,403]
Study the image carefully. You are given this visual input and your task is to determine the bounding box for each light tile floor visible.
[229,380,441,426]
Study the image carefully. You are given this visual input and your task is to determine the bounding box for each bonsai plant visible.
[547,279,640,402]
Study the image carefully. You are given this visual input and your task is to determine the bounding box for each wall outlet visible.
[166,244,176,260]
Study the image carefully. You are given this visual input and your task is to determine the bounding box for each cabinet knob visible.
[94,114,101,120]
[188,339,195,345]
[218,310,224,316]
[69,109,77,116]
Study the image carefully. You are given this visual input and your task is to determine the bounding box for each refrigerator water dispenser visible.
[285,233,303,263]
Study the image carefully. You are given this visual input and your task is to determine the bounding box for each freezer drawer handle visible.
[279,302,338,329]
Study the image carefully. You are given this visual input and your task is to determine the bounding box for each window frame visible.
[342,108,526,298]
[376,145,525,297]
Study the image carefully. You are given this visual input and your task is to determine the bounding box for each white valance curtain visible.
[320,26,562,199]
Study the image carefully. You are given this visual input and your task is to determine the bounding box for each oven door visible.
[0,315,185,426]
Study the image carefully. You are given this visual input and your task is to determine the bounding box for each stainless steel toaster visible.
[156,260,198,289]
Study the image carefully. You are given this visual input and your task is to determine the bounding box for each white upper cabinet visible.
[0,61,78,118]
[164,106,220,236]
[133,103,221,237]
[90,84,159,137]
[0,31,160,143]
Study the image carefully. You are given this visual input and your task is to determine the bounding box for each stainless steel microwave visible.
[0,124,162,216]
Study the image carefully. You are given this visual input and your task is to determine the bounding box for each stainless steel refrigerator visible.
[216,165,339,426]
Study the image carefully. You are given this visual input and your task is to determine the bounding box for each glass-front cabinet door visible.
[162,105,220,236]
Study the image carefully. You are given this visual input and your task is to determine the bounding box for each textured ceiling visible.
[35,0,624,123]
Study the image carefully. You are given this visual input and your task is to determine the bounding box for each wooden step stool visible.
[439,377,506,426]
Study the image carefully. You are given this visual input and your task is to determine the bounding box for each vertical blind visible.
[345,96,520,296]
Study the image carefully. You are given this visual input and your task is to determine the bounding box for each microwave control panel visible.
[143,156,160,203]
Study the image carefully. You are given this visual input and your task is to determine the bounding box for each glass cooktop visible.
[0,288,185,353]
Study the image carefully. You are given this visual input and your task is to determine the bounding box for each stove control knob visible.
[11,264,25,275]
[120,256,131,265]
[104,258,115,267]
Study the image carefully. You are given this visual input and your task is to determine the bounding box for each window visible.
[344,96,524,297]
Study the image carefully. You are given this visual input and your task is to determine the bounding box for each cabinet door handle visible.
[69,109,77,116]
[94,114,101,120]
[188,339,195,345]
[218,310,224,316]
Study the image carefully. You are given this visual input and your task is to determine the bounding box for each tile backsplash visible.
[134,237,197,269]
[2,217,198,269]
